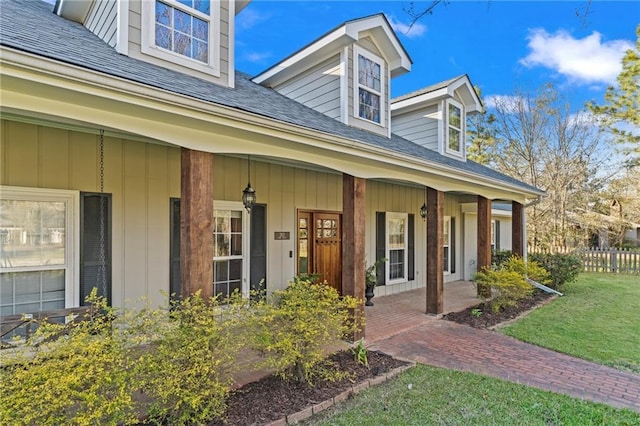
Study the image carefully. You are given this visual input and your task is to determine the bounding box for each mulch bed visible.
[212,350,408,425]
[442,290,554,329]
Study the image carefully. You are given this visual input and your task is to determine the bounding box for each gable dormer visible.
[390,75,482,161]
[253,14,412,138]
[55,0,251,88]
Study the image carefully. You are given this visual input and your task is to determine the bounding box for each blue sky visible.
[236,1,639,113]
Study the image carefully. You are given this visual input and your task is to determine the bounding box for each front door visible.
[297,211,342,294]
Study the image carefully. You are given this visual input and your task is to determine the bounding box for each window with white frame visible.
[355,47,385,124]
[0,187,78,315]
[142,0,220,75]
[491,220,496,250]
[443,216,451,273]
[213,203,248,299]
[446,99,464,155]
[386,213,407,283]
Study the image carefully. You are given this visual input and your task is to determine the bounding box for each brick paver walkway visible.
[370,320,640,412]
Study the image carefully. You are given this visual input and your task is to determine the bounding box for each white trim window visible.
[446,99,464,156]
[0,186,79,315]
[386,213,407,283]
[213,202,249,299]
[142,0,221,76]
[354,46,385,125]
[443,216,451,274]
[491,220,496,251]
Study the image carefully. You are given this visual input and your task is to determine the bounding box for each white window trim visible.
[385,212,408,285]
[443,215,451,275]
[213,201,250,296]
[445,98,465,157]
[491,220,496,250]
[141,0,221,77]
[353,45,385,127]
[0,186,80,309]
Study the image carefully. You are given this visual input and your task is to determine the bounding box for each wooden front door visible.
[297,211,342,294]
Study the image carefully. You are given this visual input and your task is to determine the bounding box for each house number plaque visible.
[274,231,290,240]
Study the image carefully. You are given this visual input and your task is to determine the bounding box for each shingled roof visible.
[0,0,542,196]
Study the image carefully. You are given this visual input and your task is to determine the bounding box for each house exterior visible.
[0,0,543,330]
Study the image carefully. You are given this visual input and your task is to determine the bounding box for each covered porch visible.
[364,280,479,344]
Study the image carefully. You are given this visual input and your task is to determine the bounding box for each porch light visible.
[242,155,256,214]
[420,203,427,220]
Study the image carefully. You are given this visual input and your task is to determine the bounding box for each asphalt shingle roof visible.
[0,0,542,195]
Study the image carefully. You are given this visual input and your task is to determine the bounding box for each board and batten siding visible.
[1,120,178,309]
[391,105,439,151]
[126,0,231,86]
[273,56,342,120]
[85,0,118,47]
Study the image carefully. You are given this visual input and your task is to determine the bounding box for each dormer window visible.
[446,99,464,155]
[155,1,210,63]
[354,46,385,125]
[142,0,220,76]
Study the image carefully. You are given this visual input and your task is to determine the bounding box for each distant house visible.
[0,0,543,328]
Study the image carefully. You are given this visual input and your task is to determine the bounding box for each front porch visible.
[364,280,479,344]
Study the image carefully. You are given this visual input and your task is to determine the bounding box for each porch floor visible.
[364,280,479,344]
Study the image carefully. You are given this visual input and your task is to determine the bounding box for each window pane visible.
[174,31,191,57]
[0,200,66,267]
[174,8,192,34]
[155,24,171,49]
[449,128,460,151]
[449,104,461,128]
[231,234,242,256]
[358,54,381,92]
[389,249,405,279]
[193,17,208,41]
[229,259,242,280]
[215,233,229,256]
[443,247,450,272]
[388,217,405,249]
[1,271,64,315]
[154,0,209,64]
[359,89,380,123]
[155,1,171,25]
[194,0,210,14]
[214,260,228,281]
[230,214,242,232]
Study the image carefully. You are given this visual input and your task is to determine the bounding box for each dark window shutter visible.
[250,204,267,292]
[450,217,456,274]
[408,213,415,281]
[495,220,501,251]
[376,212,386,285]
[80,192,112,306]
[170,198,181,300]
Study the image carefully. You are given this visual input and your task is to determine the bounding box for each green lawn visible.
[501,273,640,373]
[306,365,640,425]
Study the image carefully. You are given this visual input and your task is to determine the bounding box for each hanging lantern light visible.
[242,155,256,213]
[419,187,427,220]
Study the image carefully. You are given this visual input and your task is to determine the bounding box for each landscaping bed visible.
[442,290,554,329]
[213,350,408,425]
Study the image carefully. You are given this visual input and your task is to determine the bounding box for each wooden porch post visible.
[477,195,492,297]
[180,148,214,299]
[426,187,443,315]
[342,174,366,340]
[512,201,524,257]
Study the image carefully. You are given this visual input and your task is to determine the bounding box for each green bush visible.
[0,291,135,426]
[491,250,513,267]
[133,291,250,425]
[528,252,582,290]
[248,279,362,384]
[474,257,549,313]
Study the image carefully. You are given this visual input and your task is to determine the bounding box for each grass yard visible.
[305,365,640,425]
[501,273,640,373]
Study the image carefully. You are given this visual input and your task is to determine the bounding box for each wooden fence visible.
[529,246,640,275]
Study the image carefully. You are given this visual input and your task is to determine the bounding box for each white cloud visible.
[484,95,527,113]
[243,51,273,63]
[520,29,633,85]
[236,9,270,31]
[386,15,426,39]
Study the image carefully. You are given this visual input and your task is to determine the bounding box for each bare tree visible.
[473,84,609,249]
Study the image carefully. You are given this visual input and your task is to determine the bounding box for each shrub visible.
[491,250,513,267]
[133,291,250,425]
[474,257,549,313]
[528,252,582,290]
[248,279,362,384]
[0,291,135,426]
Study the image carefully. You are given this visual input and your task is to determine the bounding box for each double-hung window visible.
[143,0,220,75]
[386,213,408,283]
[213,202,248,299]
[443,216,451,274]
[446,99,464,155]
[0,187,78,315]
[355,47,385,125]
